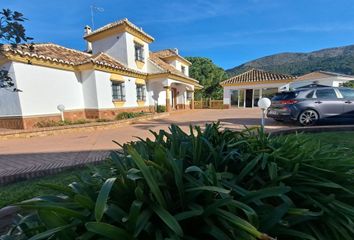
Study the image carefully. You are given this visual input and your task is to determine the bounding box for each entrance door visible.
[245,89,253,108]
[230,90,239,107]
[171,88,177,110]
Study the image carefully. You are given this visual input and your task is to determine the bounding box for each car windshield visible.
[272,92,298,101]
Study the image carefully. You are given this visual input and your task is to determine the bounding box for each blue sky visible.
[3,0,354,69]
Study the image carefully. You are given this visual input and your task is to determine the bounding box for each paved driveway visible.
[0,109,287,184]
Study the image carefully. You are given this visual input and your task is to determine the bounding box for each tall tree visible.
[0,8,32,91]
[186,57,227,99]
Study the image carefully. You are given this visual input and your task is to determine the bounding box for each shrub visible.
[95,118,112,123]
[156,105,166,113]
[2,123,354,239]
[34,119,90,128]
[116,111,145,120]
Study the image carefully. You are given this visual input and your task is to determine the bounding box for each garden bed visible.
[0,112,169,140]
[1,125,353,239]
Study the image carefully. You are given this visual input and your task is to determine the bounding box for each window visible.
[181,66,186,74]
[272,91,299,101]
[305,91,315,99]
[112,82,125,101]
[187,91,193,100]
[262,88,278,99]
[339,88,354,99]
[134,42,144,62]
[136,84,146,101]
[315,89,337,99]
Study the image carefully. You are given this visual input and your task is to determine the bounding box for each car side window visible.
[315,89,337,99]
[305,90,315,99]
[339,89,354,99]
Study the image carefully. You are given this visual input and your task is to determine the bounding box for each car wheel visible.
[298,110,319,126]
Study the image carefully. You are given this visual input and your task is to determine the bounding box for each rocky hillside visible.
[227,44,354,77]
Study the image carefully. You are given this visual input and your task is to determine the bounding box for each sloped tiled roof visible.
[1,43,90,65]
[221,69,295,85]
[84,18,154,42]
[149,52,198,83]
[1,43,200,85]
[1,43,146,75]
[154,49,192,65]
[297,71,354,81]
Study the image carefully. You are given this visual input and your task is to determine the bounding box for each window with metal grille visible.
[112,82,125,101]
[136,84,146,101]
[187,91,193,100]
[181,65,186,75]
[134,43,144,62]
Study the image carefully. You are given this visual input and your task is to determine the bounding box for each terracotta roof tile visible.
[149,52,198,83]
[1,43,90,65]
[221,69,295,85]
[84,18,154,42]
[2,43,146,75]
[154,49,192,65]
[297,71,354,81]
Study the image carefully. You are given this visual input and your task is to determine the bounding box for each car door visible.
[314,88,343,118]
[338,88,354,118]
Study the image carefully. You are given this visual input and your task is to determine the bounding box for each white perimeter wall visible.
[13,62,84,116]
[290,77,348,89]
[0,62,22,116]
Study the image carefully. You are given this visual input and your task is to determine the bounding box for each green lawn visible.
[0,167,94,208]
[1,131,353,209]
[306,131,354,149]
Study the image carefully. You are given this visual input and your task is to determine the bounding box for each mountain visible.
[226,44,354,77]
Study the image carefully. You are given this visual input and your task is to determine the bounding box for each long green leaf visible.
[28,224,74,240]
[127,146,166,208]
[95,177,117,222]
[152,205,183,237]
[85,222,133,240]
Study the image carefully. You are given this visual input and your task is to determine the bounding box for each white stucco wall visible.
[93,70,150,109]
[167,59,189,76]
[148,78,166,106]
[92,32,128,66]
[125,33,149,72]
[13,62,84,116]
[147,78,193,107]
[0,62,22,116]
[91,32,149,73]
[81,70,99,109]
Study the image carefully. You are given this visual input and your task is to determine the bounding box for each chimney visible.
[174,48,179,54]
[84,25,93,53]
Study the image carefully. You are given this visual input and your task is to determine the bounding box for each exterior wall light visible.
[57,104,66,121]
[257,98,271,128]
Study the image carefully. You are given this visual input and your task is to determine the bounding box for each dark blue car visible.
[267,87,354,126]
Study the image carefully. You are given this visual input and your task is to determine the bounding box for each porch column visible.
[164,86,171,112]
[191,91,195,109]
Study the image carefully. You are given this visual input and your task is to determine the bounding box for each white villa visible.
[0,18,202,129]
[221,69,354,108]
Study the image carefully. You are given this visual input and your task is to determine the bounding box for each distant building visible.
[0,19,202,129]
[221,69,354,108]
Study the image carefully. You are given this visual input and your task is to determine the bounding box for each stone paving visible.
[0,109,287,184]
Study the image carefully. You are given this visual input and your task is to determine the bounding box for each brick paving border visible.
[0,150,111,185]
[0,112,169,140]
